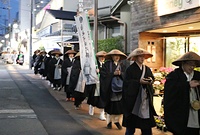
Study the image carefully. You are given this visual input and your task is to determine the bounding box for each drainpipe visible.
[110,16,127,54]
[99,21,107,39]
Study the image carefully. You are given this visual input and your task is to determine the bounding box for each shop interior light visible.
[40,1,44,3]
[188,26,194,29]
[163,30,167,32]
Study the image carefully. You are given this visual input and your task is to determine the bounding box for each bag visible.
[54,59,61,79]
[110,62,123,92]
[110,92,122,101]
[18,57,24,63]
[54,66,61,79]
[94,81,100,96]
[132,65,150,119]
[75,71,86,93]
[132,86,150,118]
[66,67,72,85]
[111,76,123,92]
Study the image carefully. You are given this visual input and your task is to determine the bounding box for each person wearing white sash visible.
[122,48,157,135]
[49,50,63,91]
[164,51,200,135]
[100,49,127,130]
[95,51,107,120]
[62,50,77,101]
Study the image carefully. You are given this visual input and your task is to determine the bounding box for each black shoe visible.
[107,122,112,129]
[114,122,122,130]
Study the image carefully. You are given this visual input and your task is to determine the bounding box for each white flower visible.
[154,81,161,85]
[154,73,162,77]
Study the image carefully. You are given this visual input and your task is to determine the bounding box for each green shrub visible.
[97,36,124,52]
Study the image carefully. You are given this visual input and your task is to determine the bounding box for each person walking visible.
[62,50,77,101]
[122,48,157,135]
[69,52,85,109]
[16,51,24,66]
[164,51,200,135]
[45,50,54,87]
[100,49,127,130]
[48,50,63,91]
[95,51,107,120]
[33,50,41,74]
[39,50,47,79]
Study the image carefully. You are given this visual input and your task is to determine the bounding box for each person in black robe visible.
[100,49,127,130]
[33,50,41,74]
[69,52,85,109]
[95,51,107,120]
[45,50,54,87]
[48,50,63,91]
[38,51,47,79]
[122,48,157,135]
[62,50,77,101]
[164,51,200,135]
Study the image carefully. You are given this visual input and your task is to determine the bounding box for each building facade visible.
[129,0,200,70]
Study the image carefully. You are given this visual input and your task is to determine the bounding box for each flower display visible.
[153,67,174,94]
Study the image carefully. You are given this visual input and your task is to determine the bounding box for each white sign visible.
[158,0,200,16]
[75,12,99,85]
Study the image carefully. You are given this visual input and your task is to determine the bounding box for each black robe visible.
[122,62,157,129]
[100,60,126,114]
[48,57,63,80]
[164,68,200,134]
[45,56,53,83]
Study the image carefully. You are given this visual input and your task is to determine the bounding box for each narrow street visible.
[0,60,172,135]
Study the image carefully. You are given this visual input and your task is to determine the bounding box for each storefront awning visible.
[46,9,77,21]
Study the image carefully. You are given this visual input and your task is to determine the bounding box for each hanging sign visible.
[158,0,200,16]
[75,12,99,85]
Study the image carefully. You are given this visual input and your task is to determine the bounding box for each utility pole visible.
[94,0,98,52]
[29,0,33,69]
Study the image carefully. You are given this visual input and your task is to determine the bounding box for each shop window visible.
[189,37,200,55]
[165,37,186,67]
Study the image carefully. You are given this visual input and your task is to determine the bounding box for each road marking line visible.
[0,109,34,113]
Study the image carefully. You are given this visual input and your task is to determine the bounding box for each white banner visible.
[75,12,99,85]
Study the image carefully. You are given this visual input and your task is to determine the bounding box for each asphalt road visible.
[0,60,99,135]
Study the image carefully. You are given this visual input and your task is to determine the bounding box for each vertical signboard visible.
[75,12,98,85]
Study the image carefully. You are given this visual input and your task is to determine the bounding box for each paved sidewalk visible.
[11,63,172,135]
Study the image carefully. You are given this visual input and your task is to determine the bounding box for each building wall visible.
[130,0,200,50]
[19,0,31,32]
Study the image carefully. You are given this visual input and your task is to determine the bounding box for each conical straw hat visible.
[105,49,127,60]
[96,51,107,57]
[51,50,63,56]
[65,50,77,55]
[127,48,153,61]
[172,51,200,67]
